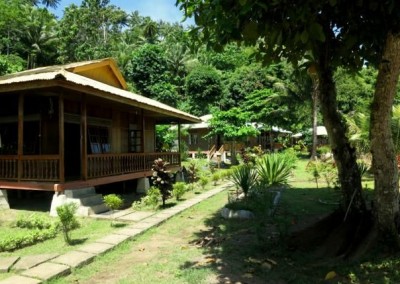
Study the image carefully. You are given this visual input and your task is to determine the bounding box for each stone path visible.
[0,184,231,283]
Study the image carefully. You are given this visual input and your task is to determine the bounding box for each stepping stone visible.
[117,211,154,221]
[96,234,131,245]
[21,262,70,281]
[51,251,96,268]
[0,256,19,273]
[13,253,59,271]
[0,275,41,284]
[115,227,144,236]
[77,242,115,255]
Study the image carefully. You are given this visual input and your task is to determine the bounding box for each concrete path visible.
[0,183,230,283]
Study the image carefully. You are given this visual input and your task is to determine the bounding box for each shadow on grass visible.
[69,238,88,246]
[179,187,343,283]
[111,223,128,228]
[160,202,177,209]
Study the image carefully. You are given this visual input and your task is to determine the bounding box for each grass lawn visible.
[2,156,393,283]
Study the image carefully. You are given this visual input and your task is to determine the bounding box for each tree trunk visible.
[310,75,319,160]
[370,31,400,241]
[317,55,366,215]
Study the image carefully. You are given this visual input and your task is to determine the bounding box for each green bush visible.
[56,202,80,245]
[16,214,53,230]
[103,194,124,211]
[306,160,338,188]
[256,153,295,188]
[199,176,209,190]
[143,186,162,209]
[316,145,331,156]
[0,227,58,252]
[211,172,220,185]
[172,182,187,201]
[230,165,258,197]
[103,194,124,226]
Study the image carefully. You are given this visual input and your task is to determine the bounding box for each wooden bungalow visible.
[0,58,200,214]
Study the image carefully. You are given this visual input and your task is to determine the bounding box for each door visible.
[64,122,81,180]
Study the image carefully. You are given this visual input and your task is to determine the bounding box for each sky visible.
[49,0,193,25]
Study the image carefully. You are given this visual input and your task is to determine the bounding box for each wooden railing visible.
[0,155,60,181]
[0,152,180,182]
[88,152,180,179]
[20,155,60,181]
[208,145,216,160]
[0,155,18,180]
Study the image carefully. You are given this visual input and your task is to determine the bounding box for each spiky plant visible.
[230,165,258,197]
[256,153,294,188]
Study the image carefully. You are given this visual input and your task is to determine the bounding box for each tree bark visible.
[317,54,366,215]
[370,31,400,240]
[310,74,319,160]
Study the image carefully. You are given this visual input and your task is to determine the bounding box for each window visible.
[129,130,142,152]
[88,126,110,154]
[189,134,198,145]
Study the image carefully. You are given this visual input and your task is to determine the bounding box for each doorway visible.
[64,122,81,180]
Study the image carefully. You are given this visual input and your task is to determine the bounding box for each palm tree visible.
[30,0,60,8]
[21,6,57,69]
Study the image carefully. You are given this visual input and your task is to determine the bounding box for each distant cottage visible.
[0,58,200,214]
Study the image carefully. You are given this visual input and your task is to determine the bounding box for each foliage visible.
[16,213,53,230]
[132,186,162,210]
[211,172,220,186]
[316,145,331,156]
[187,161,198,190]
[256,153,295,188]
[0,227,57,252]
[0,54,25,76]
[230,165,258,197]
[103,194,124,226]
[199,175,209,190]
[306,160,338,189]
[207,108,259,142]
[57,0,127,63]
[125,44,169,97]
[151,158,173,207]
[143,186,162,208]
[172,182,187,201]
[56,202,80,245]
[239,145,264,165]
[357,161,370,178]
[184,64,223,116]
[103,194,123,211]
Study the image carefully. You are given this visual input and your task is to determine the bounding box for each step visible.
[88,203,110,215]
[74,194,104,206]
[65,187,96,198]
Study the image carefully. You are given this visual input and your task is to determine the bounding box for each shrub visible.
[0,227,58,252]
[316,145,331,156]
[211,172,220,185]
[256,153,295,188]
[56,202,80,245]
[187,162,198,190]
[230,165,258,197]
[199,176,209,190]
[103,194,124,226]
[306,160,338,188]
[151,158,173,206]
[16,214,53,230]
[172,182,187,201]
[143,186,162,208]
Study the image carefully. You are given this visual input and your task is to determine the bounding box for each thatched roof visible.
[0,58,201,124]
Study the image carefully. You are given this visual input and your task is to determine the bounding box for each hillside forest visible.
[0,0,391,147]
